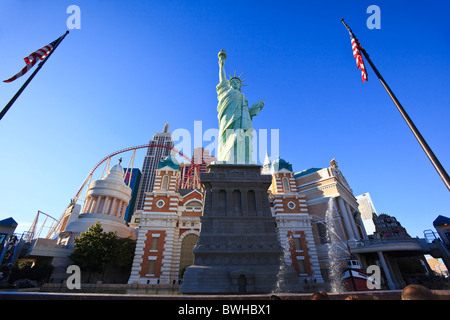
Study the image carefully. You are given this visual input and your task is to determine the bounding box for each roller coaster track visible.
[44,144,200,239]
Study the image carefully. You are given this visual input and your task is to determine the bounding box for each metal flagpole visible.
[341,19,450,192]
[0,30,69,121]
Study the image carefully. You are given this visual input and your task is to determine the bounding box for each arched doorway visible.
[179,233,198,278]
[238,275,247,293]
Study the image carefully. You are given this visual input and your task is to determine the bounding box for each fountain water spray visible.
[272,198,353,293]
[272,236,295,293]
[323,198,347,292]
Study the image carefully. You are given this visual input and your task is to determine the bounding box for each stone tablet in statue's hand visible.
[252,99,265,110]
[249,99,265,117]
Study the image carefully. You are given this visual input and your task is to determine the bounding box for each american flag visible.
[347,28,368,83]
[3,36,62,83]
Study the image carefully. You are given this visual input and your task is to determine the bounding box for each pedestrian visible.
[310,291,330,300]
[401,284,434,300]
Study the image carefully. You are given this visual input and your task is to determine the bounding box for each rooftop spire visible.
[261,152,271,174]
[163,123,170,133]
[263,152,271,166]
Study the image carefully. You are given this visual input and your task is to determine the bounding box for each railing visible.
[348,237,422,248]
[423,229,440,243]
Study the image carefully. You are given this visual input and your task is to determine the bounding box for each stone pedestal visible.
[180,163,300,293]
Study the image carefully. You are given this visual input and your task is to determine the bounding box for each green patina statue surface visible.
[216,49,265,164]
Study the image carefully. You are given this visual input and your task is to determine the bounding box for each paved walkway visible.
[1,290,449,300]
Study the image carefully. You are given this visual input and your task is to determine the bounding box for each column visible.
[128,227,148,284]
[160,229,175,284]
[110,198,118,216]
[331,198,346,240]
[212,190,219,216]
[121,201,128,218]
[226,190,233,216]
[203,188,213,216]
[102,197,111,214]
[98,196,106,213]
[82,197,92,214]
[118,201,125,218]
[93,196,103,213]
[377,251,396,290]
[90,196,97,213]
[255,190,263,216]
[337,197,356,240]
[108,197,115,215]
[105,197,113,215]
[385,254,405,289]
[88,197,97,214]
[240,189,248,216]
[345,202,360,240]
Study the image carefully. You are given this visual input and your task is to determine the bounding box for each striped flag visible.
[347,28,368,83]
[3,36,63,83]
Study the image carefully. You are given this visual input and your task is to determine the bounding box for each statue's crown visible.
[228,71,247,86]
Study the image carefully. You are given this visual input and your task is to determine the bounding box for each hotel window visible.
[287,201,296,210]
[297,258,307,274]
[156,200,165,208]
[162,175,169,190]
[282,177,290,192]
[151,236,159,251]
[186,200,202,211]
[294,237,303,251]
[147,258,156,275]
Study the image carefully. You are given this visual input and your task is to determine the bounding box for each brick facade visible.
[269,167,324,285]
[128,162,202,285]
[139,230,166,278]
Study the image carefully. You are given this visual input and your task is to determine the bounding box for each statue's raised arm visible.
[218,49,227,83]
[216,49,265,164]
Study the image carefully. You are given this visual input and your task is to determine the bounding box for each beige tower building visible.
[356,192,377,235]
[293,158,368,286]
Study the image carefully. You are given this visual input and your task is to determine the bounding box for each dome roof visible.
[102,164,125,182]
[86,162,131,202]
[158,155,180,170]
[109,164,124,172]
[271,156,293,172]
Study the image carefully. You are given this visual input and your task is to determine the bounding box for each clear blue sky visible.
[0,1,449,238]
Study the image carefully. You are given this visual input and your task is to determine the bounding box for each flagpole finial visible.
[340,18,353,35]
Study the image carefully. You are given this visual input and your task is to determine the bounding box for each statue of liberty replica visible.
[180,50,300,294]
[216,49,265,163]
